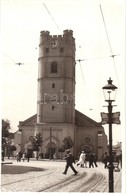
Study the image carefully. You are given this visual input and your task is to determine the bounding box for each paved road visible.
[1,158,121,192]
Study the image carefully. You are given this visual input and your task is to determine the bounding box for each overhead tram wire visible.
[76,59,93,111]
[42,3,93,112]
[99,4,120,91]
[2,52,16,64]
[2,52,36,83]
[43,3,61,33]
[75,52,119,112]
[99,5,113,54]
[76,54,120,63]
[2,51,24,67]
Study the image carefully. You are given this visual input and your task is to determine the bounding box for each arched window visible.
[52,83,55,88]
[51,62,57,73]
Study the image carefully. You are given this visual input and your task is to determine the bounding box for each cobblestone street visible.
[1,158,121,192]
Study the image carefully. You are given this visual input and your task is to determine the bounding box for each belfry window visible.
[51,62,57,73]
[52,83,55,88]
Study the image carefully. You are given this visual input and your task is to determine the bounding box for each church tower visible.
[35,30,76,157]
[37,30,76,124]
[18,30,108,160]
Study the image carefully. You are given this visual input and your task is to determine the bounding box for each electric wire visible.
[99,4,120,90]
[99,5,113,54]
[76,54,120,63]
[2,52,16,64]
[43,3,61,33]
[2,52,36,83]
[78,60,86,86]
[2,52,37,123]
[78,60,93,111]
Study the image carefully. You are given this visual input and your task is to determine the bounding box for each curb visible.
[1,162,13,165]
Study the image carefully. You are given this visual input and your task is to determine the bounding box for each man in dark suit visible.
[63,149,78,175]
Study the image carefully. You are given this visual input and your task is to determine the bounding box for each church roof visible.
[19,114,37,126]
[75,110,102,127]
[18,109,102,127]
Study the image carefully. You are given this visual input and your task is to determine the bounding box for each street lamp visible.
[49,127,52,159]
[101,78,120,192]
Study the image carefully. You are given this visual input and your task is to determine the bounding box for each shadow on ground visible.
[1,164,45,174]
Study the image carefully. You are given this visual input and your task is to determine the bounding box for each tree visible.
[62,136,74,150]
[29,133,43,159]
[2,119,11,147]
[7,144,17,158]
[2,119,15,158]
[10,145,17,152]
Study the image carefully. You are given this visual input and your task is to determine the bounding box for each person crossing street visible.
[77,151,86,167]
[63,149,78,175]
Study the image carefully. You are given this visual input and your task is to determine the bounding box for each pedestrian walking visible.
[53,153,57,160]
[2,150,5,161]
[83,153,88,168]
[26,152,30,162]
[63,149,78,175]
[77,151,86,167]
[115,154,120,165]
[119,152,122,169]
[93,153,98,167]
[16,151,22,162]
[22,153,26,162]
[16,152,19,162]
[89,152,94,168]
[103,152,109,169]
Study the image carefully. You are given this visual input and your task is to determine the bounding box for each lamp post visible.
[49,127,52,159]
[101,77,120,193]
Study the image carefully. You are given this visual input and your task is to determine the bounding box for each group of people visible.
[102,151,122,170]
[62,149,122,176]
[62,150,98,176]
[77,151,98,168]
[16,151,30,162]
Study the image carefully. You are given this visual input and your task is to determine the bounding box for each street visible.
[1,158,121,192]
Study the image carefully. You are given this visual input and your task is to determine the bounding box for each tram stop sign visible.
[101,112,120,125]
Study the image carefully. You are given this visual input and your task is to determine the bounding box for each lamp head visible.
[102,77,118,102]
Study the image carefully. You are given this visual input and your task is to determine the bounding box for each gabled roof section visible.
[19,114,37,126]
[75,109,101,127]
[18,110,102,127]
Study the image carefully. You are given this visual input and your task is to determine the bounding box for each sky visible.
[1,0,125,145]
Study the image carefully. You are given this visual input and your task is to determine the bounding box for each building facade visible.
[18,30,108,160]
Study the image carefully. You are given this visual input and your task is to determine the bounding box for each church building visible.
[17,30,108,160]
